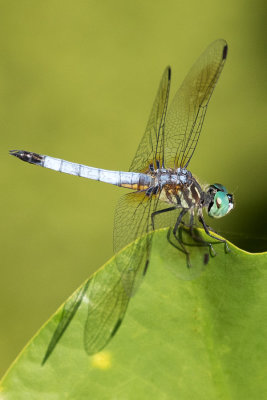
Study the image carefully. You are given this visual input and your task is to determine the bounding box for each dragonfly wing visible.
[85,192,164,352]
[129,67,171,172]
[114,191,180,296]
[114,192,154,296]
[84,195,180,353]
[164,39,228,168]
[42,280,90,364]
[84,268,130,355]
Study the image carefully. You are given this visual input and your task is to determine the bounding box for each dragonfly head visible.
[206,184,234,218]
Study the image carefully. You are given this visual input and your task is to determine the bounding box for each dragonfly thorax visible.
[149,168,203,209]
[150,167,192,187]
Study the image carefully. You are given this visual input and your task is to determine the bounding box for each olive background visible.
[1,0,266,376]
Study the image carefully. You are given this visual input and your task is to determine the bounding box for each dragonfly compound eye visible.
[207,184,234,218]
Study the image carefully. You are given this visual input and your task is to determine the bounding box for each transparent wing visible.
[114,191,180,295]
[164,39,228,168]
[42,280,90,364]
[84,193,178,351]
[129,67,171,172]
[84,201,204,353]
[43,261,131,358]
[84,267,130,355]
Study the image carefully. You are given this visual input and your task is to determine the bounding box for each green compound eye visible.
[207,184,234,218]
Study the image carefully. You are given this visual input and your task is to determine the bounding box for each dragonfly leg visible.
[151,206,192,266]
[172,208,188,235]
[162,208,190,266]
[186,213,216,258]
[167,226,192,268]
[151,206,177,230]
[198,213,230,254]
[171,209,192,268]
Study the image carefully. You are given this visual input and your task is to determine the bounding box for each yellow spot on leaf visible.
[91,351,112,370]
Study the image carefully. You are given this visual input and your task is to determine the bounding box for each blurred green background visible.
[1,0,266,377]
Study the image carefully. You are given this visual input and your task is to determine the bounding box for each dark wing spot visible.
[167,66,171,80]
[143,259,149,276]
[223,44,228,60]
[111,319,123,338]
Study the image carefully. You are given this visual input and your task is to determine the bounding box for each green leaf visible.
[1,229,266,400]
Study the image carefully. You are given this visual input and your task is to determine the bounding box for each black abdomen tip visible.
[9,150,44,165]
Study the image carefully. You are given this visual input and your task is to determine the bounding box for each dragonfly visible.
[10,39,234,360]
